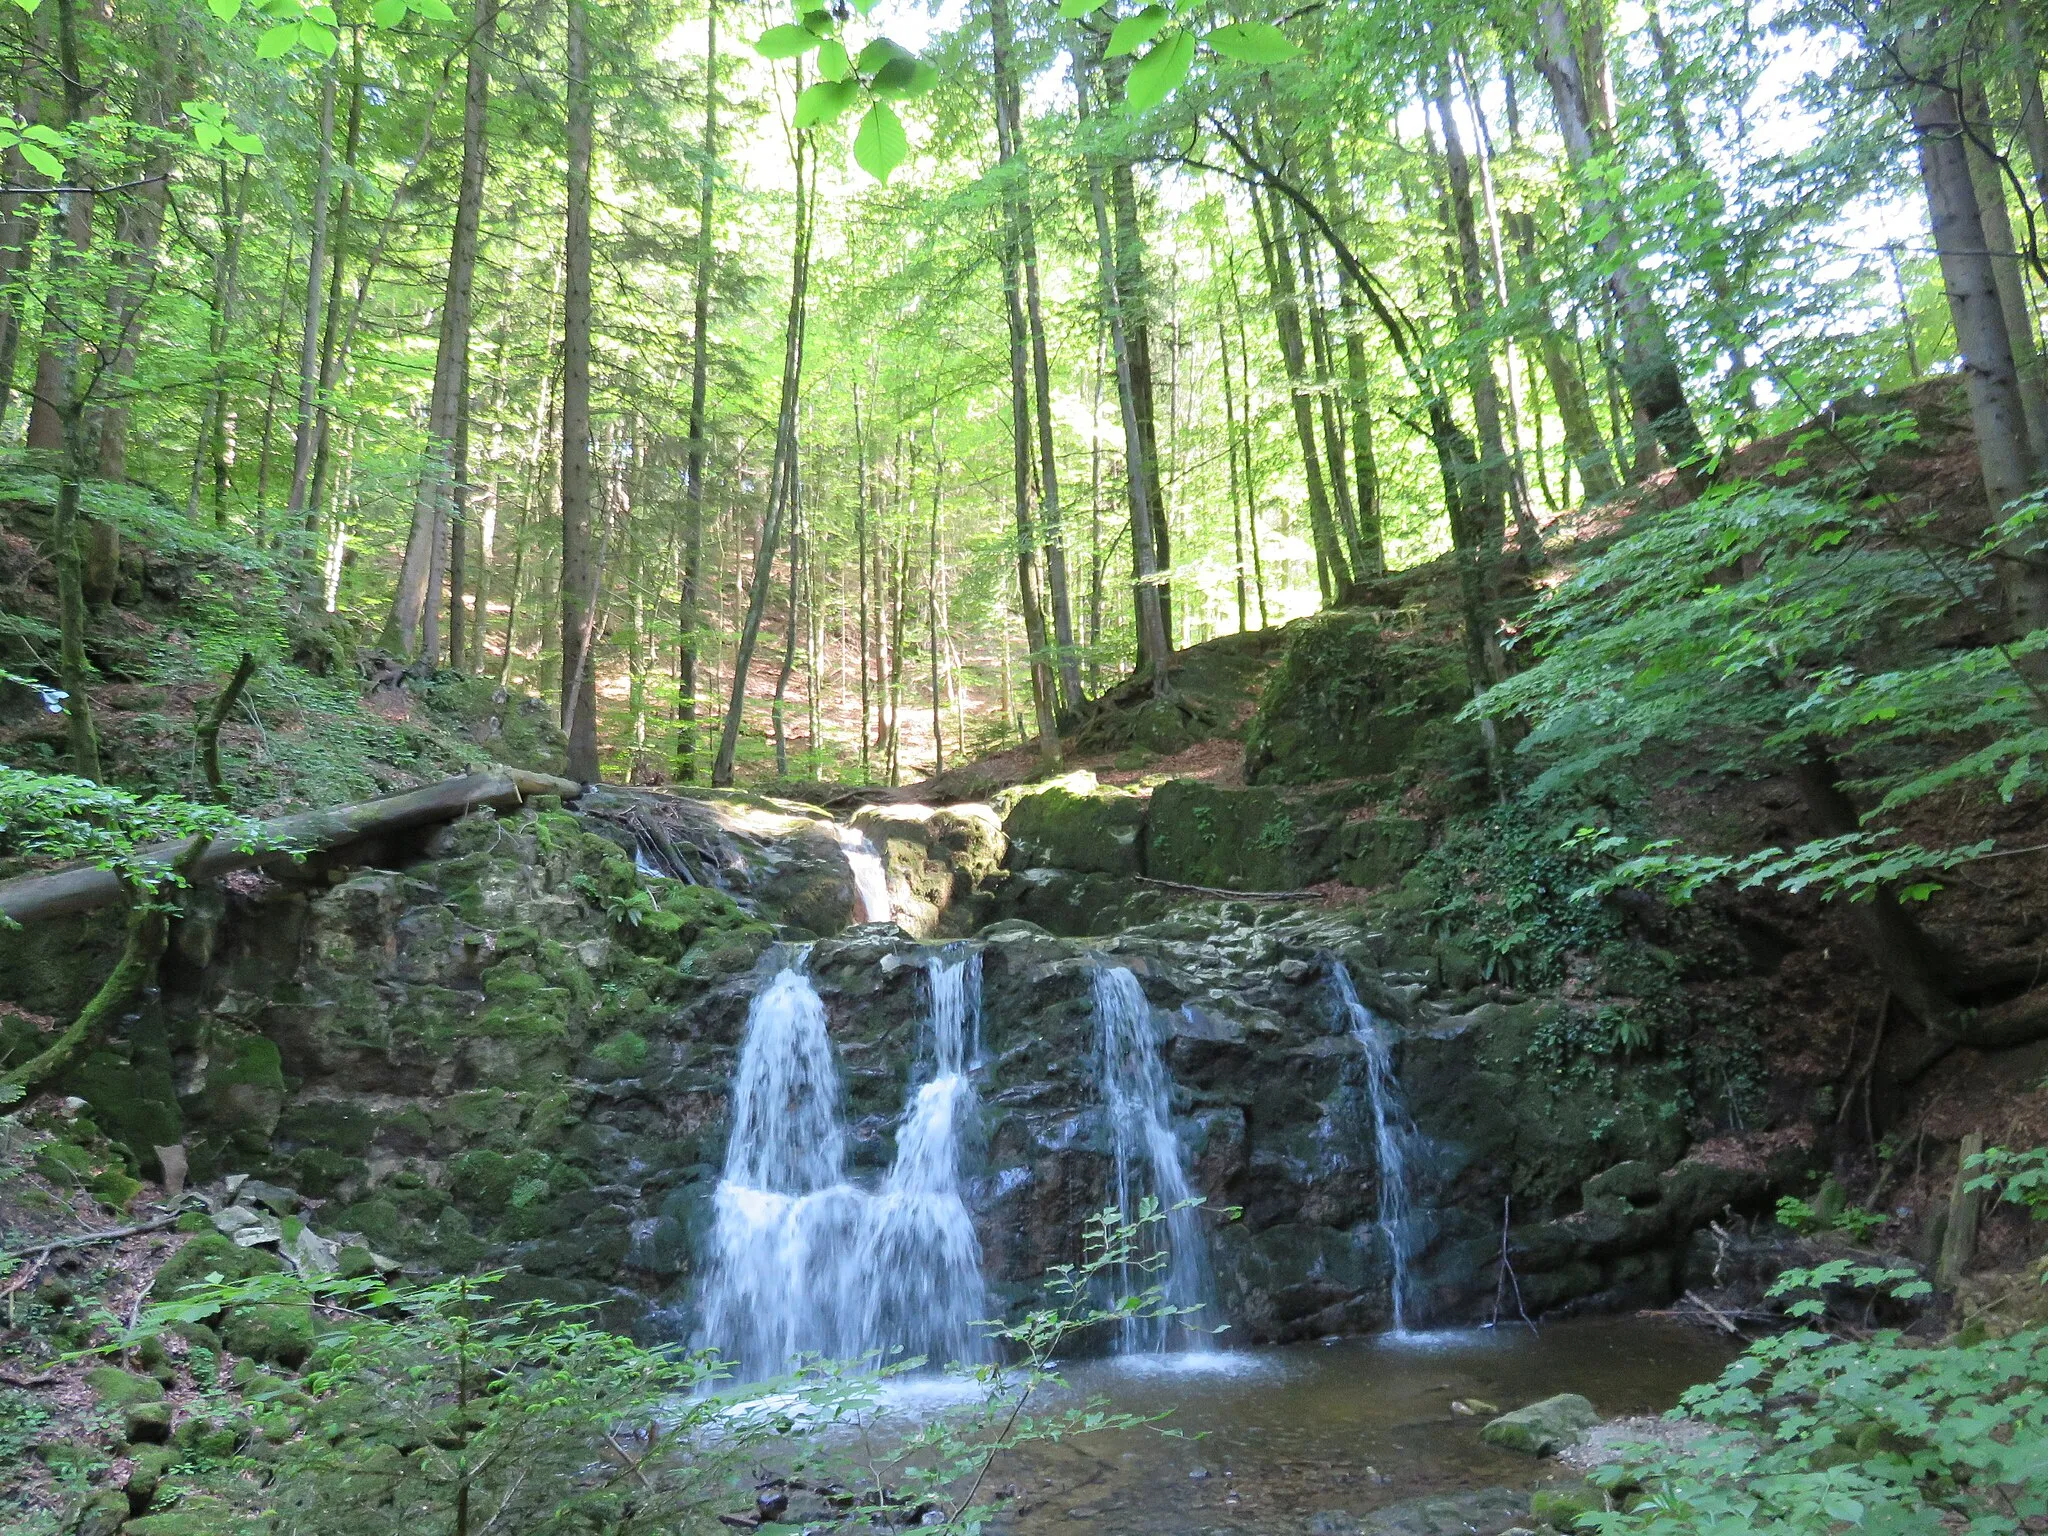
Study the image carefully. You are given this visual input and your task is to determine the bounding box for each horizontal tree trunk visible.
[0,769,582,926]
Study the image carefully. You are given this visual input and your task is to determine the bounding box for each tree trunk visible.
[1074,36,1171,692]
[286,58,341,530]
[992,76,1062,764]
[1510,209,1619,497]
[303,34,365,598]
[1963,80,2048,458]
[713,118,813,786]
[387,0,498,659]
[189,160,253,524]
[1529,0,1705,489]
[559,0,601,781]
[676,0,718,781]
[1249,180,1349,601]
[1110,155,1174,647]
[1910,46,2048,681]
[1432,83,1509,569]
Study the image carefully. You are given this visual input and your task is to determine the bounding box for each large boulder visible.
[997,772,1147,877]
[851,802,1006,936]
[1242,610,1474,786]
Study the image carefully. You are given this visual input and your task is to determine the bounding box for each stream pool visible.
[979,1317,1737,1536]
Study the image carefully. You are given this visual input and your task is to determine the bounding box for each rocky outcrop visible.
[13,780,1790,1346]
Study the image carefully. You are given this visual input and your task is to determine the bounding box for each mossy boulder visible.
[1242,610,1471,786]
[86,1367,171,1443]
[415,671,570,777]
[1529,1485,1602,1531]
[998,772,1147,877]
[201,1033,287,1157]
[1338,817,1432,887]
[1074,627,1285,757]
[150,1233,309,1366]
[1480,1394,1601,1456]
[1144,780,1362,890]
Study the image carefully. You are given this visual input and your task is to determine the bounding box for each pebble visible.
[1189,1465,1211,1479]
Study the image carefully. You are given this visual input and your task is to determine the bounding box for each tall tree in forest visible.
[1074,32,1172,690]
[713,99,814,786]
[285,56,341,533]
[1526,0,1706,488]
[559,0,601,781]
[676,0,719,781]
[387,0,500,659]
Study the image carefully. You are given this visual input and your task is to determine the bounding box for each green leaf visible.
[369,0,405,21]
[792,78,860,128]
[228,132,264,155]
[870,56,938,99]
[299,18,338,54]
[18,142,59,177]
[800,8,835,36]
[1105,4,1168,57]
[194,122,223,147]
[1058,0,1105,15]
[411,0,453,16]
[1124,28,1194,111]
[852,100,907,182]
[755,23,819,58]
[256,22,299,57]
[856,36,911,72]
[1204,21,1296,63]
[207,0,242,18]
[816,38,851,81]
[851,0,879,13]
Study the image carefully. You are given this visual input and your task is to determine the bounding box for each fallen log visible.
[0,768,583,927]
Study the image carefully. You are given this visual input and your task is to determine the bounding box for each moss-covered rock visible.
[1242,610,1472,786]
[1480,1394,1601,1456]
[1144,780,1362,890]
[997,772,1147,877]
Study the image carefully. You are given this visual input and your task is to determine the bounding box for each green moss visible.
[1242,610,1472,785]
[150,1234,282,1303]
[1144,780,1362,890]
[32,1140,93,1183]
[62,1040,182,1170]
[592,1029,648,1072]
[997,772,1148,877]
[89,1169,144,1211]
[274,1098,375,1156]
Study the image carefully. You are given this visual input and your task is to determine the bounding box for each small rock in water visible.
[1478,1394,1601,1457]
[1189,1465,1211,1480]
[1308,1512,1359,1535]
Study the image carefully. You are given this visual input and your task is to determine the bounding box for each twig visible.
[0,1208,188,1265]
[1132,874,1304,900]
[1486,1195,1536,1332]
[1680,1290,1741,1336]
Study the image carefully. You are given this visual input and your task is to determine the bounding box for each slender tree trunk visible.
[853,380,872,781]
[1110,156,1174,646]
[304,34,364,603]
[1075,37,1171,691]
[1250,181,1348,601]
[559,0,601,781]
[772,475,800,779]
[1530,0,1705,488]
[677,0,718,780]
[388,0,498,659]
[713,117,813,786]
[1432,84,1510,567]
[286,59,341,534]
[189,160,253,523]
[1218,290,1249,631]
[1227,243,1273,620]
[1294,211,1368,580]
[993,100,1062,764]
[1510,209,1619,497]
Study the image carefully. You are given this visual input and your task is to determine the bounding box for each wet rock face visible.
[32,793,1777,1345]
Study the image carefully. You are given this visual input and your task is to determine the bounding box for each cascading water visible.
[1092,965,1215,1352]
[1330,962,1423,1331]
[697,948,984,1380]
[838,826,894,924]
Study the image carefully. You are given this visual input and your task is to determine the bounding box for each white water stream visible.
[697,950,984,1380]
[1092,965,1215,1352]
[1330,961,1423,1330]
[838,827,894,924]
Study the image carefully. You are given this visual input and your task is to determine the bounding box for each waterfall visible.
[1330,962,1422,1331]
[697,949,984,1380]
[838,826,894,924]
[1092,965,1214,1352]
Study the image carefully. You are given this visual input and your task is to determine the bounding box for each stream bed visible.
[983,1317,1736,1536]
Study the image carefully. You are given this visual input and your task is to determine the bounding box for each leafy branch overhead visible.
[754,0,938,182]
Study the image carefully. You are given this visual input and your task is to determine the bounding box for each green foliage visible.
[1965,1145,2048,1223]
[1416,808,1628,988]
[1481,426,2044,906]
[105,1204,1194,1534]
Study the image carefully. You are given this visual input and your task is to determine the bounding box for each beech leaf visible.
[852,100,907,183]
[755,23,819,59]
[1124,28,1194,111]
[1204,21,1296,64]
[1105,4,1168,58]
